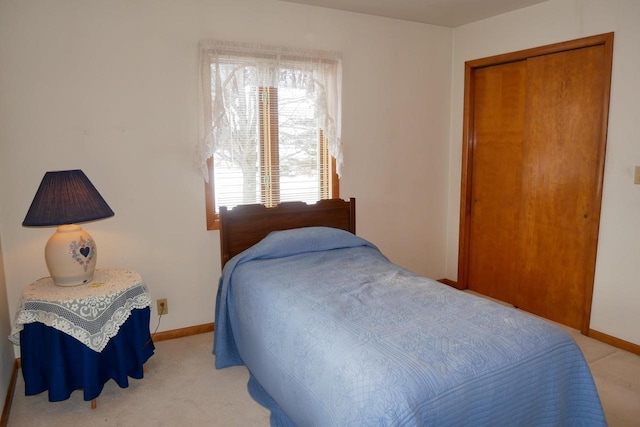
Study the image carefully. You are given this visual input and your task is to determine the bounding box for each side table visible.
[9,269,155,406]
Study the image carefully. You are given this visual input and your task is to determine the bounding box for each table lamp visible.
[22,170,115,286]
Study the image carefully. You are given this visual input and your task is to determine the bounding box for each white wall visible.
[447,0,640,345]
[0,0,452,345]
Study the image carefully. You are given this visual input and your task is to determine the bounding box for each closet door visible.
[459,33,613,333]
[467,61,526,304]
[515,45,609,329]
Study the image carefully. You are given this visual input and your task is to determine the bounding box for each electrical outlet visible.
[635,166,640,185]
[157,298,168,315]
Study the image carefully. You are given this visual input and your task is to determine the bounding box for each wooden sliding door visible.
[458,33,614,333]
[466,60,527,305]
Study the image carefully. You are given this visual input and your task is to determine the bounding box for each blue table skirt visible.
[19,307,155,402]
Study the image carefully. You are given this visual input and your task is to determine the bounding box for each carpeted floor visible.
[7,333,270,426]
[7,327,640,426]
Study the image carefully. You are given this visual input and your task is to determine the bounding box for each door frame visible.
[457,33,614,334]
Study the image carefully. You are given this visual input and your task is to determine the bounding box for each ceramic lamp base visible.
[45,224,97,286]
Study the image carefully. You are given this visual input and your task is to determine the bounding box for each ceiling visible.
[279,0,548,27]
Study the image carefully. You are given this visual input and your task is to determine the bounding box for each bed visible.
[213,198,606,426]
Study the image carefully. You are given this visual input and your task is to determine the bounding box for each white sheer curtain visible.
[195,40,343,182]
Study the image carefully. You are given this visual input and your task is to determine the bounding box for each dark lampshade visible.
[23,170,114,227]
[23,170,114,286]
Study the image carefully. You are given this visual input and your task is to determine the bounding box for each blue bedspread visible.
[214,227,606,426]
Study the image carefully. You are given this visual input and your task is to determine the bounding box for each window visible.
[196,41,343,230]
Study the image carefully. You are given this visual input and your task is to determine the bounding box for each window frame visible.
[198,41,342,231]
[204,92,340,231]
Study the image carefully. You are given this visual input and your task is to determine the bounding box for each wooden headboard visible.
[219,198,355,267]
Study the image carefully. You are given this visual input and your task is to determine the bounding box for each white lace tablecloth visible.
[10,269,151,353]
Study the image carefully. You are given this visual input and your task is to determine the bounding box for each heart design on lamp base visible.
[45,224,98,286]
